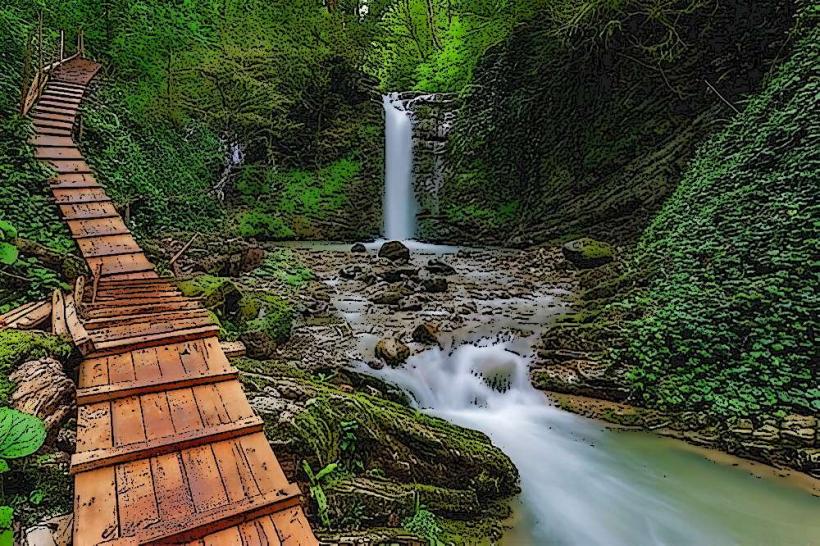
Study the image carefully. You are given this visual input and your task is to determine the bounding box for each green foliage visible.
[80,82,225,236]
[403,496,445,546]
[604,11,819,418]
[236,211,294,240]
[302,460,339,528]
[0,505,12,546]
[0,331,72,406]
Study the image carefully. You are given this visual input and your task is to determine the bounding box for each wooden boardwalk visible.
[29,57,318,546]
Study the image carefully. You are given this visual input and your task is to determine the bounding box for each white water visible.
[363,338,820,545]
[383,93,417,240]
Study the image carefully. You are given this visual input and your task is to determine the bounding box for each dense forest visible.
[0,0,817,543]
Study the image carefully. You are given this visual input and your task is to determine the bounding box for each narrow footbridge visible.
[19,49,318,545]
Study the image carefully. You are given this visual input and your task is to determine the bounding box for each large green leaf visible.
[0,221,16,240]
[0,243,17,266]
[0,408,46,459]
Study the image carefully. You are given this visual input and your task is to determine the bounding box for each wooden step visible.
[84,301,201,319]
[47,83,85,94]
[35,146,83,160]
[34,105,79,117]
[67,218,130,239]
[34,126,72,137]
[38,98,82,110]
[71,416,264,474]
[50,172,97,185]
[39,94,83,104]
[77,234,143,258]
[87,254,156,277]
[96,282,178,296]
[33,118,74,131]
[32,111,76,124]
[98,483,302,546]
[90,315,215,342]
[31,134,75,147]
[93,290,183,302]
[59,202,119,220]
[88,295,191,308]
[76,366,238,405]
[46,159,92,174]
[88,324,220,356]
[83,309,208,330]
[51,187,110,204]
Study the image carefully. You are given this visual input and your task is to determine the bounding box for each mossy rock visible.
[561,237,614,269]
[177,275,241,314]
[238,359,520,515]
[237,294,294,358]
[0,330,73,405]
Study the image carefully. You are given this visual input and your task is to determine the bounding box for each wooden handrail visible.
[20,20,86,116]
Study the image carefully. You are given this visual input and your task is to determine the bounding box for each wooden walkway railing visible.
[26,55,318,546]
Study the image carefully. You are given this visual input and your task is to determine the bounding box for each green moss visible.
[5,451,72,526]
[177,275,240,312]
[236,210,294,240]
[247,249,314,288]
[241,296,294,344]
[0,330,73,405]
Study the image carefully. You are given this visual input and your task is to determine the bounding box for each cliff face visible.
[421,0,796,246]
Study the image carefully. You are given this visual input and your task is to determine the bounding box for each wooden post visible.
[59,30,65,61]
[91,263,102,304]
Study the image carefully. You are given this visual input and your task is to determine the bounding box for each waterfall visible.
[383,93,417,240]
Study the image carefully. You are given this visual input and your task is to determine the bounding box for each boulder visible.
[375,337,410,367]
[177,275,241,314]
[561,238,614,269]
[426,259,456,276]
[9,358,75,440]
[241,246,265,273]
[351,243,367,253]
[378,240,410,264]
[412,323,439,345]
[371,287,407,306]
[422,277,448,293]
[374,265,418,283]
[339,265,363,279]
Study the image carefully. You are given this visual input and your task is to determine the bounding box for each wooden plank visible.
[101,484,302,546]
[35,146,82,159]
[70,417,264,474]
[33,119,74,132]
[238,433,289,494]
[73,467,118,544]
[78,235,143,258]
[65,294,94,354]
[87,254,156,277]
[79,355,109,388]
[85,301,202,320]
[52,187,110,204]
[30,134,75,147]
[270,507,316,546]
[47,159,92,174]
[59,202,120,220]
[39,95,82,106]
[116,459,160,536]
[50,172,97,186]
[220,341,246,360]
[92,315,214,338]
[94,290,183,301]
[105,352,136,386]
[84,309,210,330]
[52,289,68,336]
[76,402,113,452]
[0,300,50,330]
[151,452,196,525]
[67,218,130,239]
[33,104,79,116]
[33,111,75,124]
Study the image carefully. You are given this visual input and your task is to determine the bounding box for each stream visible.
[279,240,820,545]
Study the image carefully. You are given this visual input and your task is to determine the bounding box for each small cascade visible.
[383,93,417,240]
